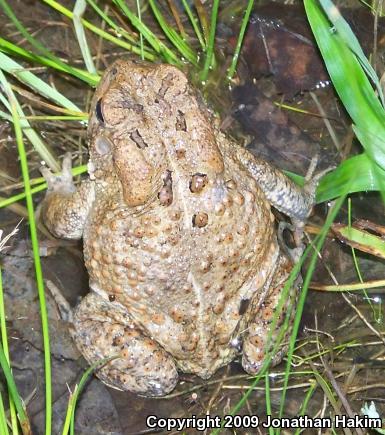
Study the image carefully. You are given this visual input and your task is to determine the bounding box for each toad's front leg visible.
[40,153,95,239]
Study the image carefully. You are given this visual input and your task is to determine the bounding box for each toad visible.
[41,60,320,397]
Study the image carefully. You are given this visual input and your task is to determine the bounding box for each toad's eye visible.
[95,98,104,123]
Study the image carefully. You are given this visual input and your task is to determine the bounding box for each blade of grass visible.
[278,192,348,417]
[0,184,47,209]
[61,357,116,435]
[41,0,156,63]
[316,153,385,203]
[113,0,183,66]
[319,0,385,106]
[167,0,188,40]
[200,0,219,82]
[0,52,84,111]
[180,0,205,51]
[24,115,88,121]
[0,91,59,172]
[305,0,385,172]
[311,279,385,292]
[333,225,385,259]
[0,37,99,86]
[0,109,12,122]
[73,0,97,74]
[136,0,145,60]
[0,392,10,435]
[0,344,31,435]
[194,0,209,46]
[85,0,138,45]
[148,0,198,65]
[0,266,19,434]
[0,71,52,435]
[347,199,379,322]
[227,0,254,81]
[0,0,98,85]
[264,374,274,435]
[294,380,317,435]
[311,370,342,418]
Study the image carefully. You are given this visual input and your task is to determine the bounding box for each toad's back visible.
[82,148,279,376]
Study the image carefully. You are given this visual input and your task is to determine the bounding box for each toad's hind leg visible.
[72,293,178,397]
[242,252,299,374]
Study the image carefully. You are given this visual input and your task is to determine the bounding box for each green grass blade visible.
[24,116,88,121]
[316,153,385,202]
[286,153,382,204]
[1,71,52,435]
[0,37,99,86]
[311,370,340,414]
[85,0,138,45]
[304,0,385,172]
[148,0,198,65]
[42,0,156,63]
[0,0,98,85]
[0,52,83,112]
[113,0,183,65]
[319,0,385,106]
[200,0,220,82]
[0,344,31,435]
[0,266,19,434]
[334,225,385,259]
[0,392,10,435]
[264,374,274,435]
[294,381,317,435]
[0,109,12,122]
[312,278,385,292]
[227,0,254,81]
[278,192,347,416]
[62,357,116,435]
[0,91,59,172]
[180,0,206,51]
[0,184,47,209]
[73,0,97,74]
[136,0,145,60]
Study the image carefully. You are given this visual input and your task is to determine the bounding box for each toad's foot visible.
[291,156,335,246]
[40,152,75,194]
[73,293,178,397]
[40,153,95,240]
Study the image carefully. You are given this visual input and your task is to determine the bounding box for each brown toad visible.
[41,60,318,397]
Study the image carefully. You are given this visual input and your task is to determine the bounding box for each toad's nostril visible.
[95,98,104,123]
